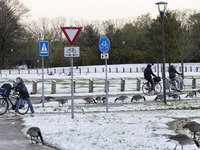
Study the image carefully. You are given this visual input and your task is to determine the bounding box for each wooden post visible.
[89,79,93,93]
[32,80,37,94]
[121,78,125,92]
[136,78,141,91]
[51,80,56,94]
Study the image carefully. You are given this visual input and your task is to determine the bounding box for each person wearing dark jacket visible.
[168,65,182,91]
[144,64,156,89]
[14,77,35,116]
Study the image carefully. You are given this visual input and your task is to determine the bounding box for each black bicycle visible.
[142,76,162,95]
[0,84,29,115]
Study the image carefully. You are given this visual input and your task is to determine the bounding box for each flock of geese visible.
[41,90,198,106]
[168,121,200,150]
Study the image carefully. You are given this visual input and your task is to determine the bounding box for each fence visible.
[1,63,200,75]
[26,77,198,95]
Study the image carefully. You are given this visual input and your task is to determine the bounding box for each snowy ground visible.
[20,93,200,150]
[2,63,200,150]
[22,110,200,150]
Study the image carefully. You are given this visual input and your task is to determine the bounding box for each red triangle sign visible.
[61,27,82,46]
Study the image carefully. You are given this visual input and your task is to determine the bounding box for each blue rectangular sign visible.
[39,41,49,56]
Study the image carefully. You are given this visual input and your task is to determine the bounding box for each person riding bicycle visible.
[168,65,182,91]
[13,77,35,116]
[144,64,156,90]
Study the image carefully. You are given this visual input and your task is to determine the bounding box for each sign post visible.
[99,36,110,113]
[39,41,49,107]
[61,27,82,119]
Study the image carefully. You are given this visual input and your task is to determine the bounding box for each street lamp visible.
[122,41,125,64]
[156,1,167,104]
[11,49,13,69]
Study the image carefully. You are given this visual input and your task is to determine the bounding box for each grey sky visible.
[19,0,199,21]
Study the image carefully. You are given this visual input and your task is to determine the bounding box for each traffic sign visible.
[101,53,109,59]
[64,47,80,57]
[39,41,49,56]
[61,27,82,46]
[99,36,110,53]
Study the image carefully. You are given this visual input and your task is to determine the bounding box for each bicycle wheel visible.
[18,99,29,115]
[154,83,162,94]
[142,83,150,95]
[0,98,8,115]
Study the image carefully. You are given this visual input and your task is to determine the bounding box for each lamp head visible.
[156,2,168,13]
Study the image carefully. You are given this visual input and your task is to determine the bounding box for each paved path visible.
[0,114,55,150]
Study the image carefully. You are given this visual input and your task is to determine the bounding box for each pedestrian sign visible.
[99,36,110,53]
[39,41,49,56]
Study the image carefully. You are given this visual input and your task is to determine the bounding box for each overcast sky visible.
[19,0,199,21]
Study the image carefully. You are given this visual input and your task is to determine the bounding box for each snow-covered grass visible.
[22,111,200,150]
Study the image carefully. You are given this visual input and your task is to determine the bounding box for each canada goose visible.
[45,96,55,101]
[183,121,200,140]
[56,99,68,106]
[27,127,44,145]
[131,94,146,102]
[171,93,181,99]
[185,91,197,98]
[167,134,199,150]
[114,96,128,102]
[154,94,163,101]
[102,97,106,104]
[83,97,97,104]
[40,96,55,103]
[95,96,101,102]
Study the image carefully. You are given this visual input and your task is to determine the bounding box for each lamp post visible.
[11,49,13,69]
[156,1,167,104]
[122,41,125,64]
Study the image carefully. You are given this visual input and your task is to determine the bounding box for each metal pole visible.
[123,44,125,64]
[105,58,108,113]
[71,56,74,119]
[161,12,166,104]
[42,56,44,107]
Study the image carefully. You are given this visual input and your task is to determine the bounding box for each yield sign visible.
[61,27,82,46]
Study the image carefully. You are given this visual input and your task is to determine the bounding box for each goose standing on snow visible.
[131,94,146,102]
[95,96,101,102]
[167,134,199,150]
[83,97,97,104]
[102,96,106,104]
[183,121,200,140]
[154,94,164,101]
[27,127,44,145]
[56,98,68,106]
[185,91,197,98]
[114,96,128,102]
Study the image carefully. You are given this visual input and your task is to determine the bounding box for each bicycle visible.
[67,47,77,54]
[142,76,162,95]
[168,74,185,93]
[100,41,109,49]
[0,84,29,115]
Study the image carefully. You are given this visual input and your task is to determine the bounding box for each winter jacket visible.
[15,79,30,98]
[144,64,156,80]
[169,66,181,79]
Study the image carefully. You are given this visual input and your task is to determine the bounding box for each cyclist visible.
[144,64,156,90]
[168,65,182,91]
[14,77,35,117]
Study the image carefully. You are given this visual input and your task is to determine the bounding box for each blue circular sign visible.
[99,36,110,53]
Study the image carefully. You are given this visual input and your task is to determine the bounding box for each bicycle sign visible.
[64,47,80,57]
[99,36,110,53]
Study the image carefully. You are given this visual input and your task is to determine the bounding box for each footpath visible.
[0,114,55,150]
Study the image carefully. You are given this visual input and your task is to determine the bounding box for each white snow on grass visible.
[22,111,200,150]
